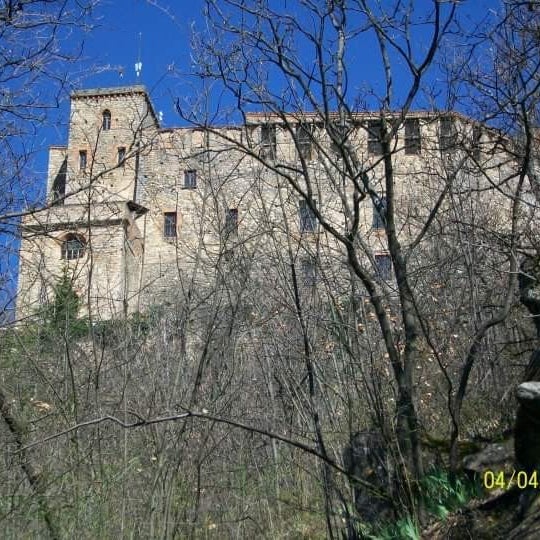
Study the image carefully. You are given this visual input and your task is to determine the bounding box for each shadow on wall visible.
[51,157,67,204]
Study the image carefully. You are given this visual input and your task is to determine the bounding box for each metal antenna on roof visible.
[135,32,142,79]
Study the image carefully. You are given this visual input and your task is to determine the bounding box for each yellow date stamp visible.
[483,470,539,490]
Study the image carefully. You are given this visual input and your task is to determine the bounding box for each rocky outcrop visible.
[423,257,540,538]
[514,257,540,519]
[462,439,514,478]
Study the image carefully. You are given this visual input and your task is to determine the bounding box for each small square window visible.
[164,212,177,238]
[260,124,277,160]
[375,254,392,280]
[225,208,238,236]
[367,121,383,155]
[404,119,421,155]
[79,150,87,171]
[184,170,197,189]
[299,199,317,233]
[61,234,86,260]
[373,195,387,229]
[118,147,126,166]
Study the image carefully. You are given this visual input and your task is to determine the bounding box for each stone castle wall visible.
[16,86,518,321]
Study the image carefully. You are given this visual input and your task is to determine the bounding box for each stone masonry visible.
[16,85,518,321]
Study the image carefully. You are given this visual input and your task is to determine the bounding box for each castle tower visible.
[17,86,158,321]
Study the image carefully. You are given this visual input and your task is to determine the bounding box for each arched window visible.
[61,234,86,260]
[102,110,111,131]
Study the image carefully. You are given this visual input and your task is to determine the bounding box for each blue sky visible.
[70,0,500,126]
[45,0,501,149]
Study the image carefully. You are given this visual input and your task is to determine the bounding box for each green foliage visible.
[46,267,79,327]
[357,468,479,539]
[372,516,420,540]
[420,468,480,519]
[40,268,88,340]
[91,311,153,348]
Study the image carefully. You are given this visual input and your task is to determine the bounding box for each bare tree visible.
[0,2,98,537]
[183,0,461,497]
[164,1,539,529]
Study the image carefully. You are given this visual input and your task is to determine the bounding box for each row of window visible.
[303,254,390,282]
[300,197,386,232]
[97,109,473,162]
[260,117,470,159]
[59,228,392,279]
[78,148,198,190]
[78,147,126,171]
[164,207,239,239]
[163,197,385,240]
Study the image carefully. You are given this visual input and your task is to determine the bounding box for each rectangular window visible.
[330,123,350,155]
[299,199,317,233]
[260,124,277,159]
[367,121,383,155]
[301,256,317,287]
[373,195,387,229]
[440,117,457,151]
[225,208,238,235]
[79,150,87,171]
[375,254,392,280]
[404,119,421,155]
[297,124,313,161]
[184,169,197,189]
[163,212,177,238]
[118,147,126,166]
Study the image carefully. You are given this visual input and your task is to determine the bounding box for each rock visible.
[514,382,540,519]
[462,439,514,476]
[342,430,395,524]
[517,382,540,408]
[519,257,540,336]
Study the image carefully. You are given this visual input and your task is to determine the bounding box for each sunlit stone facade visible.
[16,85,515,321]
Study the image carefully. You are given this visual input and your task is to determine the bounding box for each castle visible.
[16,85,516,321]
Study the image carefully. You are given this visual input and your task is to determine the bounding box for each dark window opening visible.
[164,212,177,238]
[375,254,392,280]
[299,199,317,233]
[223,249,235,262]
[102,110,111,131]
[118,147,126,166]
[367,121,383,155]
[61,234,86,260]
[373,195,387,229]
[330,123,350,155]
[184,169,197,189]
[297,124,313,160]
[51,157,67,204]
[79,150,87,172]
[301,256,317,287]
[404,119,421,155]
[440,117,457,151]
[260,124,277,160]
[225,208,238,236]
